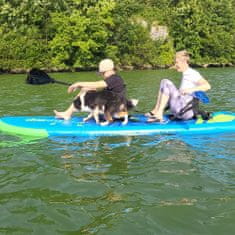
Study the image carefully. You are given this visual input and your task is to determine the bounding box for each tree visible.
[49,0,116,69]
[168,0,235,64]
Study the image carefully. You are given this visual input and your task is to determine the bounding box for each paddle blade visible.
[26,68,54,85]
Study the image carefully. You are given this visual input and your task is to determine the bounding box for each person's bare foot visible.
[146,111,163,122]
[145,111,156,117]
[147,116,164,123]
[54,110,71,121]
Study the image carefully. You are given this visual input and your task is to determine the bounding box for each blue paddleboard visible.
[0,112,234,138]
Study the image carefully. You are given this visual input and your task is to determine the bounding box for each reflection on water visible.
[0,68,235,234]
[1,132,235,234]
[183,133,235,160]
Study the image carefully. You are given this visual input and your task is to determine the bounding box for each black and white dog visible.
[73,90,138,125]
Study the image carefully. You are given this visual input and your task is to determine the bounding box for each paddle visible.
[26,68,71,86]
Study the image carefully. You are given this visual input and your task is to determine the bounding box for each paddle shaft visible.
[52,79,71,86]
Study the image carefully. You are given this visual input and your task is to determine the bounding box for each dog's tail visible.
[126,99,139,110]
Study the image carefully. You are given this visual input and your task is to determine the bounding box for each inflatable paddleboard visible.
[0,112,234,138]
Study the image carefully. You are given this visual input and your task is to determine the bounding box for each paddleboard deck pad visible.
[0,112,234,138]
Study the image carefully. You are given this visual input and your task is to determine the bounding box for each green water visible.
[0,68,235,234]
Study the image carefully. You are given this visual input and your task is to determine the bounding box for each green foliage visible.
[168,0,235,64]
[49,0,115,69]
[0,0,234,71]
[149,40,175,67]
[0,28,51,70]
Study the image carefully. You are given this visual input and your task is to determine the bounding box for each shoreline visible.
[0,63,234,75]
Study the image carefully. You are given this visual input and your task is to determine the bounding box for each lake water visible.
[0,68,235,234]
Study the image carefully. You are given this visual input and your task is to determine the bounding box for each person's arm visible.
[181,78,211,95]
[195,78,211,91]
[68,80,107,93]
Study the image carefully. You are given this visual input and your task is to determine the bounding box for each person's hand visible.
[180,88,193,95]
[68,83,81,93]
